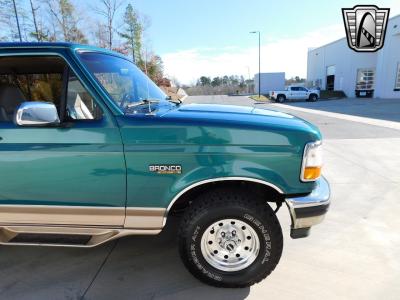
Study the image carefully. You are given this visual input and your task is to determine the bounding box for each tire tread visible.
[178,187,283,288]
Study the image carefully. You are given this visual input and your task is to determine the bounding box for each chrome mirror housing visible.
[14,102,60,126]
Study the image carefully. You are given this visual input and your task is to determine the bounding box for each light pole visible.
[246,66,251,94]
[250,31,260,98]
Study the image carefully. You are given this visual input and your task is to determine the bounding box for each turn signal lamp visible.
[301,141,323,182]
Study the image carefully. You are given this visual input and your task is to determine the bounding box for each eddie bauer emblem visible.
[342,5,390,52]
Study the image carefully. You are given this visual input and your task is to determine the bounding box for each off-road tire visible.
[178,188,283,288]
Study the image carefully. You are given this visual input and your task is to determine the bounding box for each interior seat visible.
[0,84,27,122]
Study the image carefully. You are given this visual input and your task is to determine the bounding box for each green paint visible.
[0,43,322,210]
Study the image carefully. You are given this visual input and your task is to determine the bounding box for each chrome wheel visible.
[200,218,260,272]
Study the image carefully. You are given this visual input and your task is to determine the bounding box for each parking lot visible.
[1,96,399,300]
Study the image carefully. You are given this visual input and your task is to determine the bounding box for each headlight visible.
[301,141,322,182]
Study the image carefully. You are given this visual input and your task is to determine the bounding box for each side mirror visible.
[14,102,60,126]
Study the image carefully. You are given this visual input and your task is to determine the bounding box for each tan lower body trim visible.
[0,205,125,227]
[124,207,166,229]
[0,225,161,248]
[0,205,166,248]
[0,205,166,230]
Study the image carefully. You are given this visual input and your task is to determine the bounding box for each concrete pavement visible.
[0,95,399,299]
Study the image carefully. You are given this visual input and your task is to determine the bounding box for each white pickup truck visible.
[270,86,320,103]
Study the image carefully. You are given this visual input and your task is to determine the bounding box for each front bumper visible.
[285,176,330,239]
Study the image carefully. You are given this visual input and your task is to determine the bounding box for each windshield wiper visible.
[124,99,161,115]
[165,95,182,105]
[125,99,160,108]
[125,97,180,115]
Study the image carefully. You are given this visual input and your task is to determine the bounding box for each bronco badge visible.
[149,165,182,174]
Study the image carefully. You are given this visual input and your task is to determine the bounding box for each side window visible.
[66,73,103,121]
[0,72,62,122]
[0,56,102,123]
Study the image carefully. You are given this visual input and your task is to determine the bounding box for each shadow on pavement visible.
[84,216,250,300]
[0,217,250,300]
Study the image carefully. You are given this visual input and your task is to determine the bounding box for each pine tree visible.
[119,4,143,64]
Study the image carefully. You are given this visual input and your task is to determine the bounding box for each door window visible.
[66,73,103,121]
[0,56,102,123]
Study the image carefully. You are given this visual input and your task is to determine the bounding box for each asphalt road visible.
[0,95,399,300]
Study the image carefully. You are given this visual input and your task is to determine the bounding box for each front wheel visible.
[276,95,286,103]
[308,94,318,102]
[178,188,283,288]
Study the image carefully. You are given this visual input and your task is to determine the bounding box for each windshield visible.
[78,52,167,111]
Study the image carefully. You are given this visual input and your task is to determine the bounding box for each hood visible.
[159,103,321,138]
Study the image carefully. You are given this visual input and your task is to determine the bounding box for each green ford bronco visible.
[0,43,330,287]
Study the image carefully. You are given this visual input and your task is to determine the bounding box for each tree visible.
[0,0,25,41]
[94,21,108,48]
[29,0,40,41]
[211,77,222,87]
[28,0,51,41]
[222,75,229,85]
[119,3,142,63]
[142,54,164,83]
[199,76,211,86]
[44,0,87,43]
[229,75,239,86]
[94,0,123,50]
[239,76,246,88]
[285,76,306,85]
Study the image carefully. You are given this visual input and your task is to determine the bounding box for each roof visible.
[0,42,126,59]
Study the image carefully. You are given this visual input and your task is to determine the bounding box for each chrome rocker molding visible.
[162,177,284,227]
[285,176,330,239]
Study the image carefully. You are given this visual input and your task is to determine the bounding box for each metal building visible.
[307,14,400,98]
[254,72,285,95]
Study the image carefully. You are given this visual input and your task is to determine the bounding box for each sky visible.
[124,0,400,84]
[10,0,400,84]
